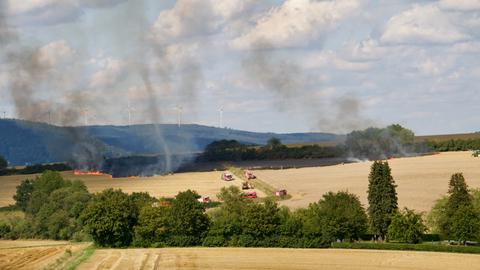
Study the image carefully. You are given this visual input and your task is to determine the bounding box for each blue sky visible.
[0,0,479,135]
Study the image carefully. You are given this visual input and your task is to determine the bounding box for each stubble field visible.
[77,247,480,270]
[0,171,263,207]
[0,240,88,270]
[254,151,480,211]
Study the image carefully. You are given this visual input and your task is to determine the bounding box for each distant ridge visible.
[0,119,338,166]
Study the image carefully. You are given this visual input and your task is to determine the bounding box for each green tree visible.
[311,191,368,242]
[451,204,480,244]
[426,196,448,234]
[266,137,282,150]
[0,155,7,170]
[440,173,472,239]
[81,189,138,247]
[134,204,170,247]
[367,161,398,241]
[387,208,426,244]
[204,186,251,246]
[168,190,209,246]
[241,198,280,241]
[13,179,34,211]
[32,171,67,195]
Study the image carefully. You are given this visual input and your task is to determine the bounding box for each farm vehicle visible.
[244,170,256,179]
[242,181,255,190]
[242,191,257,199]
[221,172,235,181]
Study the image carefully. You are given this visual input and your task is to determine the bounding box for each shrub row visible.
[331,242,480,254]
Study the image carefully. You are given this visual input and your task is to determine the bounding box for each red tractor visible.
[221,172,235,181]
[197,196,211,203]
[242,191,257,199]
[244,170,256,180]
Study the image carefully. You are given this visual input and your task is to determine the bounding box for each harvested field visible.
[0,240,88,270]
[254,151,480,211]
[0,171,264,207]
[78,247,480,270]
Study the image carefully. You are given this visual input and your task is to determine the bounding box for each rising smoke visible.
[0,1,104,170]
[242,40,373,133]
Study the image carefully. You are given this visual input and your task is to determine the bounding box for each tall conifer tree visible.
[367,161,398,241]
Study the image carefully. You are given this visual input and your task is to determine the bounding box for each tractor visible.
[244,170,256,179]
[221,172,234,181]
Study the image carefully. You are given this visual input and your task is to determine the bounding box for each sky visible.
[0,0,479,135]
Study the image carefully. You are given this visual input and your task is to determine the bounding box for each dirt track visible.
[77,247,480,270]
[254,151,480,211]
[0,240,87,270]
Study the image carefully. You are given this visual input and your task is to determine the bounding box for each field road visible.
[255,151,480,211]
[77,247,480,270]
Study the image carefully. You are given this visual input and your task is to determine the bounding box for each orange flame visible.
[73,170,112,178]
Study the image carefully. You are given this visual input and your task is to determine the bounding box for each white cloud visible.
[7,0,128,26]
[439,0,480,11]
[450,41,480,53]
[37,40,75,67]
[381,4,469,45]
[89,57,127,89]
[344,39,388,61]
[302,50,371,72]
[151,0,222,45]
[415,57,454,76]
[231,0,361,49]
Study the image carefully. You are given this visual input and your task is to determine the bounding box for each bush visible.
[202,235,227,247]
[331,242,480,254]
[0,223,11,238]
[388,208,426,244]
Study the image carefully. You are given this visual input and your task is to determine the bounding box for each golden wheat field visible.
[0,171,264,207]
[0,152,478,212]
[0,240,88,270]
[254,151,480,212]
[77,247,480,270]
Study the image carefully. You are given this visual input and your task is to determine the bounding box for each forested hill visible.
[0,119,338,165]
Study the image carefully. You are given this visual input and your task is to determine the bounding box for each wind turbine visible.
[126,100,136,126]
[219,106,224,128]
[175,105,183,128]
[82,108,89,126]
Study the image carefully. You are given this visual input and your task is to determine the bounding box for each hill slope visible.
[0,119,337,166]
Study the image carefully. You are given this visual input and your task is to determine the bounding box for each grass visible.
[64,244,96,270]
[227,166,292,201]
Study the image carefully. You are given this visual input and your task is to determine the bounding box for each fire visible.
[73,170,111,177]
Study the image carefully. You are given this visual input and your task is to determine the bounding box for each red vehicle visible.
[243,191,257,199]
[244,170,256,180]
[274,189,287,197]
[197,196,211,203]
[221,172,234,181]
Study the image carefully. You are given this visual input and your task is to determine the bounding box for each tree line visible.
[426,139,480,152]
[0,155,71,176]
[1,165,478,247]
[199,125,430,162]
